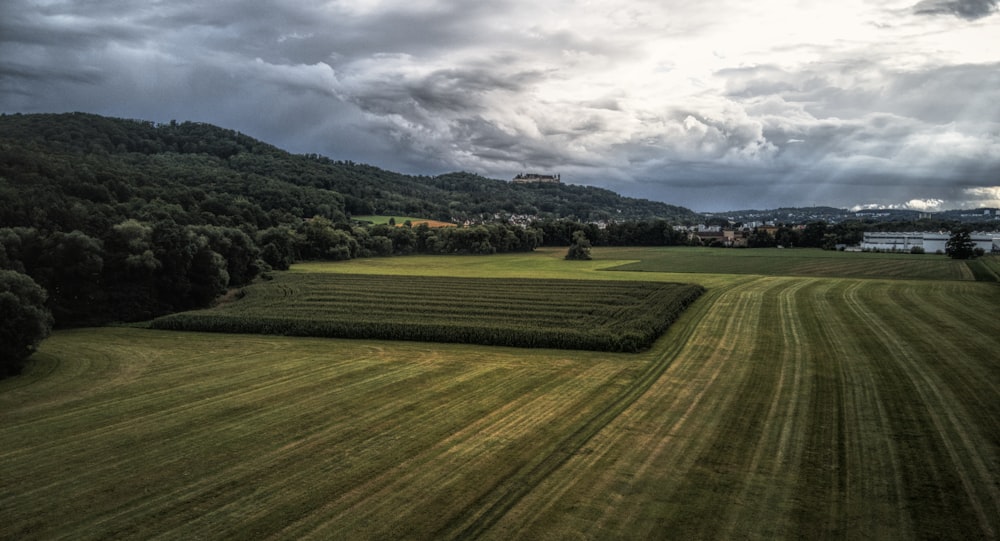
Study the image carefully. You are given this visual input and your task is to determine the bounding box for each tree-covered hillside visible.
[0,112,698,228]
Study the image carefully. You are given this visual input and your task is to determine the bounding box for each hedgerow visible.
[150,274,704,352]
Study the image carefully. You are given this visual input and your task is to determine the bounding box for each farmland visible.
[608,246,978,281]
[2,247,998,540]
[352,215,457,228]
[150,274,704,352]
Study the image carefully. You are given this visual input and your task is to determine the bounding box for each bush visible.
[565,231,592,261]
[910,246,925,254]
[0,270,54,377]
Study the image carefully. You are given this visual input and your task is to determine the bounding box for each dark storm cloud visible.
[1,11,143,48]
[0,61,106,89]
[1,0,998,211]
[453,117,568,167]
[400,66,549,114]
[913,0,999,19]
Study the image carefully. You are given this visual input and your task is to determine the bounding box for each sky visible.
[2,1,999,212]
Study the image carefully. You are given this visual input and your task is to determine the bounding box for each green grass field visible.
[2,247,998,540]
[607,246,977,280]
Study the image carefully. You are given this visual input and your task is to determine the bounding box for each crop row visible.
[150,273,705,352]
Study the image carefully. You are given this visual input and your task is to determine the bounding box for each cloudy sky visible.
[2,0,999,212]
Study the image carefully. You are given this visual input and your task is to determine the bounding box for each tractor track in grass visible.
[483,275,999,539]
[718,278,813,538]
[842,281,1000,538]
[6,358,448,536]
[484,276,774,539]
[278,362,633,540]
[144,363,570,540]
[787,280,913,538]
[431,283,723,540]
[587,279,770,536]
[2,330,641,540]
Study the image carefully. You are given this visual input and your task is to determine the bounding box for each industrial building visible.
[861,232,999,253]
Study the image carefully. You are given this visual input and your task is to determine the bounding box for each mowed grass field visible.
[608,246,979,280]
[2,247,999,540]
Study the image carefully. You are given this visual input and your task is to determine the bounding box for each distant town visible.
[507,174,999,226]
[707,206,1000,226]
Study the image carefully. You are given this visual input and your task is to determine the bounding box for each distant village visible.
[503,173,999,251]
[683,225,999,252]
[711,206,1000,225]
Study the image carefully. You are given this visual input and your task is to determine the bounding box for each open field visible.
[968,255,1000,282]
[150,274,703,352]
[2,247,998,539]
[351,215,457,228]
[1,329,647,540]
[607,246,978,281]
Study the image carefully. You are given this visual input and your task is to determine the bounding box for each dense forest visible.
[0,112,699,227]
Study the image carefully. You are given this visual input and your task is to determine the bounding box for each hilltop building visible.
[512,173,560,184]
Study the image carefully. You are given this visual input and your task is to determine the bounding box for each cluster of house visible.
[860,232,1000,253]
[684,225,754,247]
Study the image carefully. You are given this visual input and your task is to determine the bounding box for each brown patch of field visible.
[401,219,457,228]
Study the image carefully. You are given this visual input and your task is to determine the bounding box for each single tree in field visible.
[946,229,976,259]
[565,230,593,260]
[0,270,54,377]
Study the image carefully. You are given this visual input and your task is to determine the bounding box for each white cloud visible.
[905,198,947,210]
[963,186,1000,207]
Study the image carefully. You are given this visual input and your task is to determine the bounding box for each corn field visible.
[150,273,705,352]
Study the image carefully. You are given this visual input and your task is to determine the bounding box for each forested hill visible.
[0,112,698,227]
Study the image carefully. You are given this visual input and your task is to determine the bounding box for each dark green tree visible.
[774,225,800,248]
[36,230,105,325]
[565,230,593,260]
[800,221,828,248]
[0,270,54,377]
[101,219,160,321]
[946,229,976,259]
[298,217,359,260]
[191,226,260,286]
[747,228,776,248]
[150,221,229,310]
[389,226,417,255]
[258,226,299,270]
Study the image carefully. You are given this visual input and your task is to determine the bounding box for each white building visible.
[861,232,924,251]
[862,231,999,253]
[922,233,949,254]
